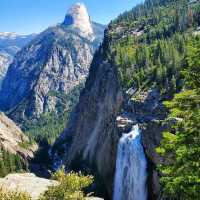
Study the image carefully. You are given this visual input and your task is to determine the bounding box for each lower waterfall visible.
[113,124,148,200]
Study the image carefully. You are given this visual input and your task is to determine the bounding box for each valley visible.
[0,0,200,200]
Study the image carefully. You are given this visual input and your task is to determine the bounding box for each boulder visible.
[0,173,58,200]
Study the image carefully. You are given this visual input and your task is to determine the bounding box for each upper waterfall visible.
[113,124,148,200]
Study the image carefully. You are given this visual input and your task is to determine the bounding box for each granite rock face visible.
[126,89,168,199]
[0,53,11,89]
[0,112,37,160]
[0,173,58,200]
[52,35,123,197]
[63,3,94,40]
[0,4,105,122]
[0,173,104,200]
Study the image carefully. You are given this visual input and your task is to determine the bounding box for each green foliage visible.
[184,36,200,89]
[18,140,34,149]
[0,148,26,177]
[39,167,93,200]
[111,0,200,40]
[107,0,200,94]
[156,36,200,199]
[23,83,84,145]
[0,188,31,200]
[109,2,200,197]
[109,0,200,95]
[0,169,93,200]
[114,33,185,93]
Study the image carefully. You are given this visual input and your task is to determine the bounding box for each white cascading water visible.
[113,124,148,200]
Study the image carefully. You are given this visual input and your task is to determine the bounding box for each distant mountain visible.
[0,32,36,54]
[0,3,105,142]
[0,32,36,88]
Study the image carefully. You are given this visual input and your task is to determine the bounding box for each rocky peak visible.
[0,4,104,124]
[63,3,94,40]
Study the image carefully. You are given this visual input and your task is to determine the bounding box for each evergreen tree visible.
[157,36,200,200]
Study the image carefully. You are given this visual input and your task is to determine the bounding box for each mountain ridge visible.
[0,3,105,144]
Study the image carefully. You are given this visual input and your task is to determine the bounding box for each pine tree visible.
[157,36,200,200]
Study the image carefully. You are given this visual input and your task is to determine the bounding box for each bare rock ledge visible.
[0,173,58,200]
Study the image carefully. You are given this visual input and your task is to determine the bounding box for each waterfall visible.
[113,124,148,200]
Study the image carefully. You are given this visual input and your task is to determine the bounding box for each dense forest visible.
[156,36,200,199]
[109,0,200,92]
[0,147,26,177]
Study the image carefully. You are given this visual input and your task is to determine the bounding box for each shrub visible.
[39,167,94,200]
[0,187,31,200]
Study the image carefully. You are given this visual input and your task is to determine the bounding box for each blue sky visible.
[0,0,142,34]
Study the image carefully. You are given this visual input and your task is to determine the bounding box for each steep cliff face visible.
[125,89,168,199]
[0,112,37,160]
[53,63,165,198]
[53,37,123,197]
[0,53,11,88]
[63,3,94,40]
[0,4,105,123]
[51,24,164,200]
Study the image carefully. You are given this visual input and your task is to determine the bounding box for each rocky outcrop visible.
[0,112,37,160]
[0,173,58,200]
[125,89,168,199]
[0,172,104,200]
[0,4,105,122]
[54,87,167,199]
[53,40,123,197]
[63,3,94,40]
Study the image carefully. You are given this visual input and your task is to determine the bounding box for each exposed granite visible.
[0,173,58,200]
[0,4,105,122]
[63,3,95,40]
[0,53,11,89]
[53,45,123,197]
[0,112,37,160]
